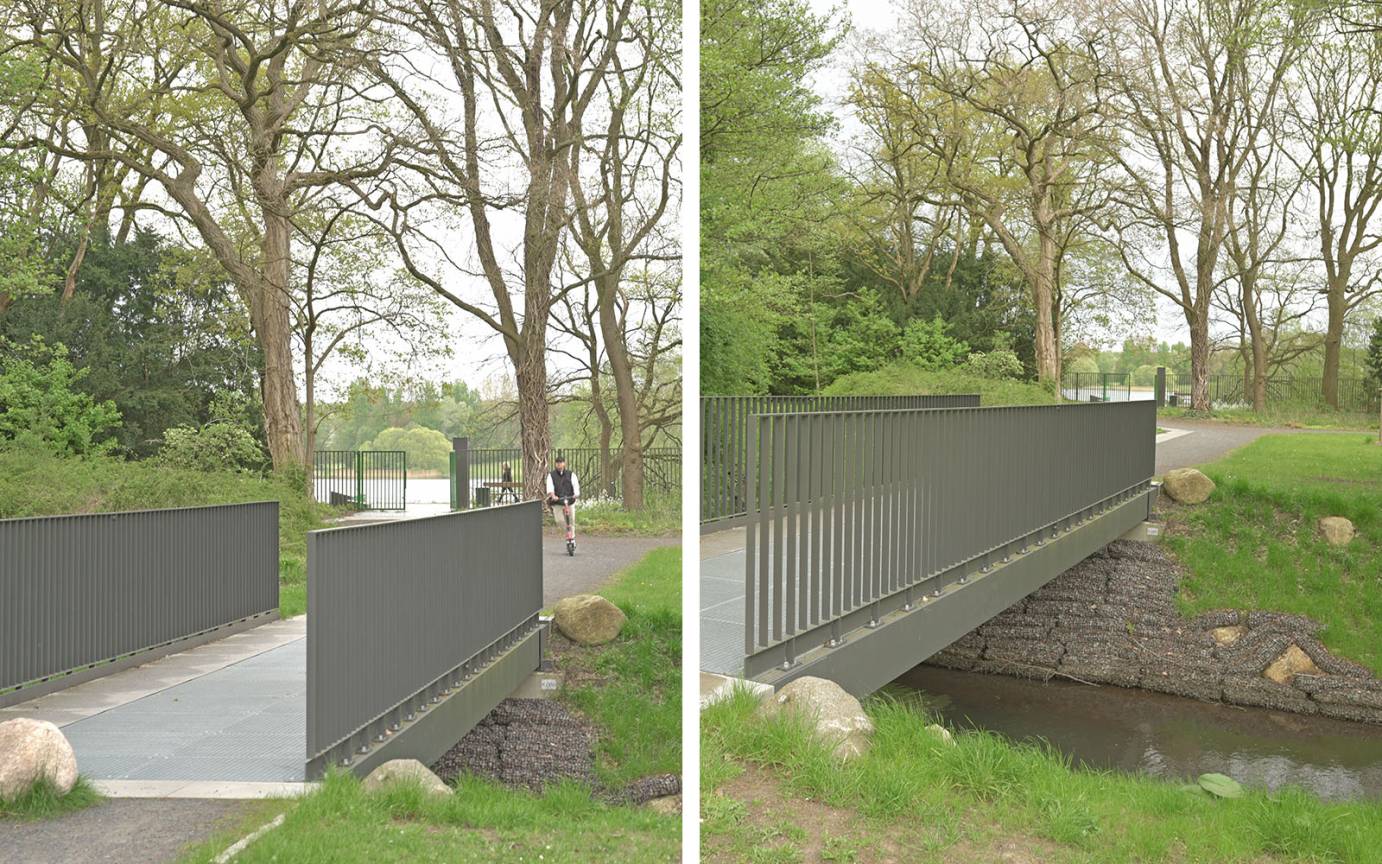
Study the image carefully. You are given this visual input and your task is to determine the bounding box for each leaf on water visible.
[1197,773,1243,799]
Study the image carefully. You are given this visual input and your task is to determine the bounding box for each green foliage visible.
[361,424,452,473]
[899,316,969,370]
[0,232,261,458]
[1197,773,1245,799]
[1065,355,1100,376]
[318,379,512,451]
[0,338,121,456]
[575,496,680,536]
[1131,364,1160,387]
[158,422,267,473]
[1366,317,1382,385]
[824,362,1059,406]
[1166,434,1382,674]
[965,348,1025,380]
[0,777,101,819]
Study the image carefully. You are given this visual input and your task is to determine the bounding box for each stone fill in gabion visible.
[432,698,598,792]
[927,540,1382,724]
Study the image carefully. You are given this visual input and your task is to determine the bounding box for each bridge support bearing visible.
[748,485,1159,697]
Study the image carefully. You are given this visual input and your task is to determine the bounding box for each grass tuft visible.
[0,777,101,820]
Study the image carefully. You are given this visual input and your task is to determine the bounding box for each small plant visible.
[0,777,101,820]
[0,337,120,456]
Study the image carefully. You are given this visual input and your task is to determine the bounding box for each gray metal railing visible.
[306,501,543,777]
[1,503,279,704]
[743,402,1155,672]
[701,394,981,525]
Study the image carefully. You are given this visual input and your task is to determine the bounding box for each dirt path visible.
[0,798,261,864]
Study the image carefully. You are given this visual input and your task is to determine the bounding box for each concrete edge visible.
[1155,427,1193,444]
[699,672,772,710]
[92,780,319,800]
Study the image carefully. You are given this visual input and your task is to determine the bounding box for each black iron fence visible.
[1062,372,1141,403]
[1164,373,1380,413]
[456,445,682,508]
[313,450,407,511]
[306,502,544,778]
[701,395,982,526]
[1,503,279,706]
[742,402,1156,676]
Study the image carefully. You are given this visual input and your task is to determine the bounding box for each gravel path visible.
[928,540,1382,723]
[540,532,677,606]
[0,798,255,864]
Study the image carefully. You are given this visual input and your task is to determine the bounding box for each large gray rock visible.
[552,594,627,646]
[1318,516,1356,547]
[1162,468,1215,504]
[758,676,874,761]
[0,718,78,801]
[361,759,452,796]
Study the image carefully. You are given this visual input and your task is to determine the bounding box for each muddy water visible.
[895,665,1382,801]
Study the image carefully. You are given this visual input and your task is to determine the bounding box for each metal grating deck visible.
[61,638,306,781]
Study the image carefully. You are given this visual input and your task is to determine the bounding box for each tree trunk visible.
[1323,278,1346,409]
[1032,233,1061,387]
[514,336,551,501]
[1188,312,1211,412]
[1242,273,1267,412]
[596,276,645,510]
[254,209,306,472]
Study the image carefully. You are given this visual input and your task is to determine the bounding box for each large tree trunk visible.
[1188,311,1211,412]
[1032,233,1061,387]
[255,207,306,472]
[1323,277,1347,409]
[596,276,645,510]
[1242,274,1267,412]
[514,336,551,501]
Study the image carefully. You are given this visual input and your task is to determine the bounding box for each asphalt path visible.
[0,798,258,864]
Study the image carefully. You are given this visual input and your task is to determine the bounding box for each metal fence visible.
[1,503,279,705]
[313,450,407,511]
[743,402,1156,674]
[306,502,543,777]
[459,446,682,507]
[1165,373,1380,413]
[1062,372,1141,402]
[701,394,982,525]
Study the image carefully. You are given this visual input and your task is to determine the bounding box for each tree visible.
[899,316,969,369]
[1366,316,1382,385]
[565,0,681,509]
[1101,0,1314,411]
[363,425,452,474]
[865,0,1119,386]
[0,337,121,456]
[6,0,397,470]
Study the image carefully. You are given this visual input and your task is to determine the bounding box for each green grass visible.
[572,496,680,537]
[1160,405,1381,431]
[0,444,330,618]
[823,362,1059,406]
[179,547,683,863]
[177,773,677,863]
[703,688,1382,863]
[0,777,102,820]
[1164,434,1382,674]
[559,546,682,787]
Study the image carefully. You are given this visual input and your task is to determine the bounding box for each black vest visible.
[550,469,575,499]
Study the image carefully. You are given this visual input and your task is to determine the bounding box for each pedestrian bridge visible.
[700,401,1158,696]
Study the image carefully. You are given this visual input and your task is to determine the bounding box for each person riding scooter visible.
[545,456,580,555]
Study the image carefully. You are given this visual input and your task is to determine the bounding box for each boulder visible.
[757,676,874,761]
[361,759,452,796]
[0,718,78,801]
[1318,516,1356,547]
[645,794,681,815]
[925,723,955,746]
[1263,644,1324,685]
[1209,625,1246,646]
[1162,468,1215,505]
[552,595,627,646]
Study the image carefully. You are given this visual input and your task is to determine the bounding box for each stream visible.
[895,665,1382,801]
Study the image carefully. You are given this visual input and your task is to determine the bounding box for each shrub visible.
[964,349,1024,380]
[823,362,1058,406]
[158,422,267,473]
[362,425,452,473]
[0,337,120,456]
[899,316,969,370]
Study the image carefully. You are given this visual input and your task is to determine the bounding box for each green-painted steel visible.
[312,450,408,511]
[305,502,543,778]
[742,401,1157,683]
[0,502,279,705]
[701,394,981,527]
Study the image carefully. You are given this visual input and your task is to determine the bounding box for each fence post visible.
[453,437,470,510]
[1154,367,1166,407]
[355,450,365,508]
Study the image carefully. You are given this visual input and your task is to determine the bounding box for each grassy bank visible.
[1164,434,1382,674]
[0,445,330,617]
[824,362,1058,406]
[569,495,680,537]
[179,547,682,863]
[1159,405,1380,432]
[703,689,1382,863]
